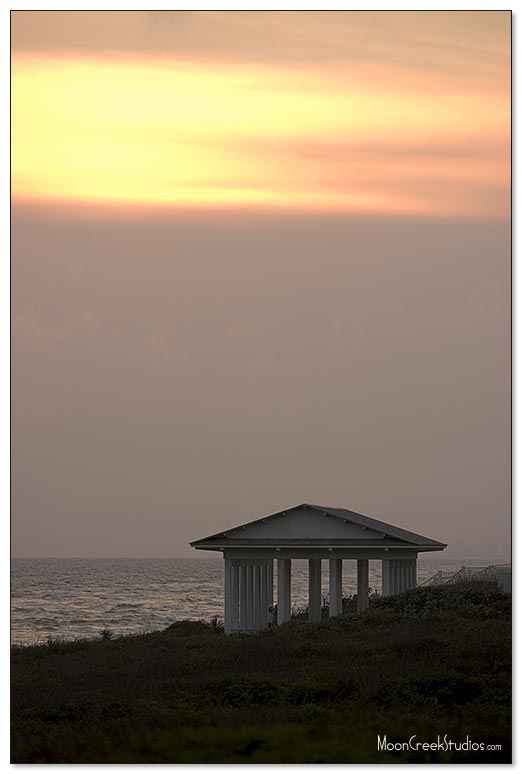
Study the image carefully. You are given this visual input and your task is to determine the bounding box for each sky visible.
[11,11,511,559]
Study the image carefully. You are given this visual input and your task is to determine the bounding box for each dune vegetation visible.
[11,582,511,763]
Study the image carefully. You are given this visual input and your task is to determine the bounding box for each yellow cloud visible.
[11,53,510,218]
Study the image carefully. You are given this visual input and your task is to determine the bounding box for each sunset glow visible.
[11,13,510,218]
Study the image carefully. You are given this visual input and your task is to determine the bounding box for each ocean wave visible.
[12,556,496,642]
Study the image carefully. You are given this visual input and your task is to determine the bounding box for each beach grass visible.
[11,581,511,763]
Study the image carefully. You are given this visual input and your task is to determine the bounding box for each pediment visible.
[222,506,384,541]
[190,502,446,549]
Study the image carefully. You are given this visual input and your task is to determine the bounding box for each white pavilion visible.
[190,503,446,634]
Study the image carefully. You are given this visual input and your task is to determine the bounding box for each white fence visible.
[419,564,511,593]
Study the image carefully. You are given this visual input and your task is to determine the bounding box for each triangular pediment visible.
[191,503,446,549]
[221,506,383,540]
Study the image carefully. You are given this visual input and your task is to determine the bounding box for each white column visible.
[357,559,369,611]
[402,557,416,590]
[391,560,399,595]
[393,560,399,595]
[277,558,291,624]
[252,565,258,629]
[382,559,391,597]
[392,560,410,595]
[245,565,254,630]
[397,561,403,593]
[385,559,415,596]
[329,558,343,617]
[239,565,247,630]
[231,564,240,631]
[259,564,268,628]
[253,565,262,630]
[224,558,233,634]
[410,557,417,589]
[308,558,322,623]
[403,561,409,592]
[266,559,274,609]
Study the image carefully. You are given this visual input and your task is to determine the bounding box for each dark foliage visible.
[11,582,511,763]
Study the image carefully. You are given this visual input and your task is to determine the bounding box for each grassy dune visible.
[11,582,511,763]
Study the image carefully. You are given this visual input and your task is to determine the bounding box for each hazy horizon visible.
[12,212,510,559]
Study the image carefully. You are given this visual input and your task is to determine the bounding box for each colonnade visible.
[381,558,417,597]
[223,559,274,634]
[223,555,417,633]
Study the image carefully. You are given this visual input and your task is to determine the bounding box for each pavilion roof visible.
[190,503,446,551]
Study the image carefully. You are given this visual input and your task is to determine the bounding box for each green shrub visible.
[202,678,282,708]
[371,582,510,618]
[387,675,483,709]
[163,620,212,637]
[286,678,357,705]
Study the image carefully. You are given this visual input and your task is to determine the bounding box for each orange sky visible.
[11,11,511,219]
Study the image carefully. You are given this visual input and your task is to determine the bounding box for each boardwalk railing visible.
[419,564,511,591]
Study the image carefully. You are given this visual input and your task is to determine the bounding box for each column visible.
[266,559,274,621]
[231,564,240,631]
[398,561,404,593]
[239,565,247,630]
[256,565,265,629]
[394,560,401,594]
[400,559,409,592]
[224,558,233,634]
[389,560,399,595]
[329,558,343,617]
[394,560,400,594]
[259,564,268,628]
[277,558,291,624]
[266,559,274,609]
[308,558,322,623]
[357,559,369,611]
[404,557,416,590]
[384,559,416,597]
[245,565,254,630]
[392,560,407,595]
[410,557,417,589]
[252,565,259,629]
[382,559,391,597]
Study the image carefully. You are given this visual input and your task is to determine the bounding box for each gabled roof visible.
[190,502,446,550]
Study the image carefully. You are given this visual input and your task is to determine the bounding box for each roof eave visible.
[192,542,446,551]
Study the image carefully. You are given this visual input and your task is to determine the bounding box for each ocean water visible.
[11,556,504,646]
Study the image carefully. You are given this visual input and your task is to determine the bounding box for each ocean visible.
[10,556,505,646]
